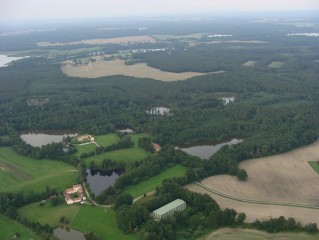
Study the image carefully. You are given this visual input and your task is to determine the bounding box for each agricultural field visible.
[62,59,210,81]
[95,133,120,146]
[0,215,39,240]
[187,141,319,225]
[153,33,205,40]
[0,147,78,193]
[203,228,319,240]
[71,205,139,240]
[85,146,152,165]
[242,61,256,67]
[268,61,284,68]
[123,164,187,197]
[308,161,319,174]
[37,35,156,46]
[18,201,81,227]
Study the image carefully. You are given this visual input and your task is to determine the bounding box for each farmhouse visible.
[77,134,94,142]
[64,184,86,205]
[152,143,161,152]
[152,199,186,221]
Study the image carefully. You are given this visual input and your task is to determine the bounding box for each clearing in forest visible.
[37,35,156,46]
[187,141,319,225]
[268,61,284,68]
[242,61,256,67]
[61,59,215,81]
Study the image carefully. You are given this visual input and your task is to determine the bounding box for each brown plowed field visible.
[187,141,319,225]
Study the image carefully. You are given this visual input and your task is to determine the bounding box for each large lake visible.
[20,131,76,147]
[0,55,28,67]
[177,138,242,159]
[54,227,85,240]
[86,169,124,196]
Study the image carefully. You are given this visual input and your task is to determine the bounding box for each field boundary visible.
[194,181,319,210]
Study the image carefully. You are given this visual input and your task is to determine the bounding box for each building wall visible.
[153,201,186,221]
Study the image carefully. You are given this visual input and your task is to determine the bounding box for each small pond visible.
[177,138,242,160]
[20,131,77,147]
[147,107,171,116]
[86,169,124,196]
[54,227,85,240]
[117,128,134,134]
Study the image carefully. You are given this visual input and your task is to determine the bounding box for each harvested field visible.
[153,33,205,40]
[187,141,319,225]
[37,35,156,46]
[268,61,284,68]
[242,61,256,67]
[62,59,219,81]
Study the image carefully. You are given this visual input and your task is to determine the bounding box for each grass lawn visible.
[95,134,120,147]
[308,161,319,174]
[0,214,39,240]
[71,205,139,240]
[18,201,81,227]
[203,227,319,240]
[124,164,187,198]
[0,147,78,193]
[130,133,152,146]
[74,143,97,157]
[85,147,152,165]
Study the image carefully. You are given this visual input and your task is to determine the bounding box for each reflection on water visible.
[20,131,76,147]
[86,169,124,196]
[177,138,242,159]
[53,227,85,240]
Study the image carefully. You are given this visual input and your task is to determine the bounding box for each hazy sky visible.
[1,0,318,21]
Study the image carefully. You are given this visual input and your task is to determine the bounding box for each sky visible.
[1,0,319,22]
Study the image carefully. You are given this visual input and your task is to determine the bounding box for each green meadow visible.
[308,161,319,174]
[71,205,139,240]
[0,147,78,193]
[18,201,81,227]
[124,164,187,198]
[0,215,39,240]
[130,133,152,146]
[74,143,97,157]
[85,147,152,165]
[95,134,120,146]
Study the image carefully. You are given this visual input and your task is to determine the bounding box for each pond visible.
[54,227,85,240]
[147,107,171,116]
[117,128,134,134]
[0,55,29,67]
[20,131,77,147]
[86,169,124,196]
[177,138,242,160]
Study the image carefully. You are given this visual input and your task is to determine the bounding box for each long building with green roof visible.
[152,199,186,221]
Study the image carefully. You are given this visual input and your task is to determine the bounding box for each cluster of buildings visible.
[77,134,94,142]
[64,184,86,205]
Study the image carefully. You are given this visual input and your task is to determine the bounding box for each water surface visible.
[54,227,85,240]
[0,55,28,67]
[86,169,124,196]
[177,138,242,159]
[20,131,76,147]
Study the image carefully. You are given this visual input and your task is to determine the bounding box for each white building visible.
[152,199,186,221]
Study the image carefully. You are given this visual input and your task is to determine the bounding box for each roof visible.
[153,199,185,216]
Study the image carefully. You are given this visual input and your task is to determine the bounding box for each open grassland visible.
[0,215,39,240]
[85,147,152,165]
[242,61,256,67]
[95,134,120,146]
[37,35,156,46]
[130,133,152,146]
[62,59,212,81]
[203,228,319,240]
[75,143,97,157]
[153,33,205,40]
[18,201,81,227]
[0,147,78,193]
[187,141,319,225]
[124,164,187,197]
[308,161,319,174]
[71,205,139,240]
[268,61,284,68]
